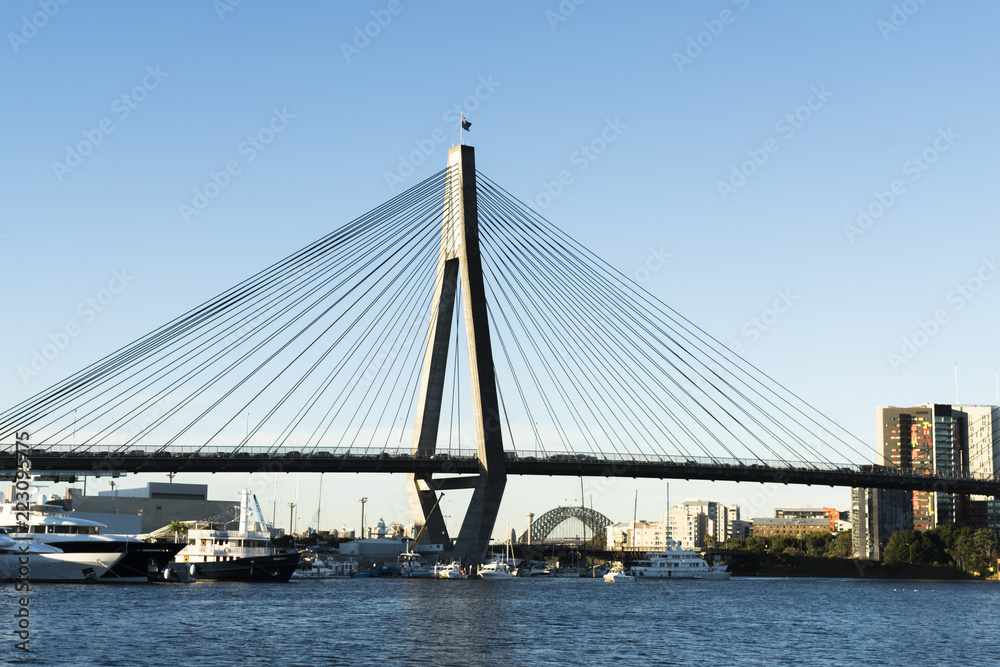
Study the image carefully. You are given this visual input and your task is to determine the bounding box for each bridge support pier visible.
[406,145,506,567]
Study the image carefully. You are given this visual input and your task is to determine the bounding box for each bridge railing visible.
[3,442,997,482]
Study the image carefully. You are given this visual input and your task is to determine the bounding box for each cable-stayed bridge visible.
[3,145,997,564]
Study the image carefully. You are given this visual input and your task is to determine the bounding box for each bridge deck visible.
[3,446,997,496]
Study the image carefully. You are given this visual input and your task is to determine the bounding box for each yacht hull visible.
[0,552,115,583]
[191,552,299,582]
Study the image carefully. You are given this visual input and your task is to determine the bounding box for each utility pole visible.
[288,502,296,539]
[359,497,368,540]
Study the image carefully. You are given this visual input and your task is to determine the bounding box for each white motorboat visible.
[478,557,515,579]
[434,561,468,579]
[0,529,116,583]
[630,540,731,580]
[603,563,635,583]
[291,558,358,580]
[0,500,180,582]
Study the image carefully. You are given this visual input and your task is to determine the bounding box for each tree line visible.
[719,530,853,558]
[883,525,1000,575]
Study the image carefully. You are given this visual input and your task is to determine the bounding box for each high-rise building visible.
[851,487,912,560]
[876,402,999,531]
[877,404,965,529]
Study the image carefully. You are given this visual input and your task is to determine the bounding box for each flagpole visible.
[459,109,463,146]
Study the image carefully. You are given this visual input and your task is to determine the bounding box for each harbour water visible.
[4,577,999,665]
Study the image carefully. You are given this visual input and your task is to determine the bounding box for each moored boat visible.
[174,489,299,582]
[478,556,515,579]
[630,540,731,580]
[0,529,116,583]
[0,500,182,582]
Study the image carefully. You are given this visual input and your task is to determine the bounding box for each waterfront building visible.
[57,483,239,534]
[850,487,913,560]
[750,517,830,538]
[774,506,840,533]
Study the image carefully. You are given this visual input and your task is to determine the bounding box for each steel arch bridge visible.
[520,506,612,543]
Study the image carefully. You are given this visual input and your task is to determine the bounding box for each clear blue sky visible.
[3,1,998,537]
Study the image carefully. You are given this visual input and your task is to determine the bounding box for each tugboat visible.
[174,489,299,582]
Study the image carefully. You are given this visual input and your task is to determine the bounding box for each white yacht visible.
[603,563,635,583]
[433,561,468,579]
[630,540,731,580]
[0,500,181,582]
[0,529,115,583]
[478,557,515,579]
[291,557,358,580]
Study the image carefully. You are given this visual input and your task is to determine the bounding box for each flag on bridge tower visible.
[461,114,471,131]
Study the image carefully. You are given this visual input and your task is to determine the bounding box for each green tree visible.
[828,530,853,558]
[804,531,833,557]
[167,520,188,543]
[745,535,768,553]
[974,528,1000,571]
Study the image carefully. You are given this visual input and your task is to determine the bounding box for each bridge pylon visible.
[406,144,506,567]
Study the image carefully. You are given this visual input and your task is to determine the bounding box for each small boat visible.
[528,563,552,577]
[603,563,635,583]
[478,557,515,580]
[434,561,468,579]
[398,551,434,578]
[630,540,731,580]
[292,558,358,580]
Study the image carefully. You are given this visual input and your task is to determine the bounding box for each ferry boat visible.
[0,529,115,583]
[630,540,731,580]
[174,489,299,582]
[0,500,182,582]
[603,563,635,583]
